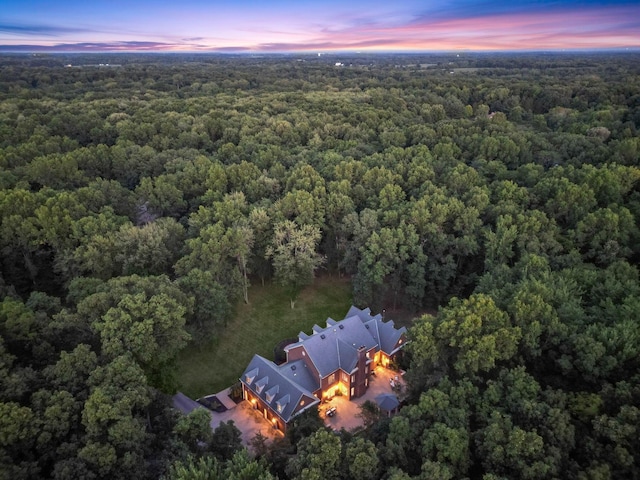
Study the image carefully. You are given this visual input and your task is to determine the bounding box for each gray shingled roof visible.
[346,305,380,322]
[240,354,319,423]
[287,314,378,378]
[277,358,319,394]
[376,318,407,354]
[351,306,407,355]
[376,393,400,412]
[337,338,358,373]
[285,306,407,378]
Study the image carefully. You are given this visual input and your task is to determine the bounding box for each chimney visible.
[353,345,368,398]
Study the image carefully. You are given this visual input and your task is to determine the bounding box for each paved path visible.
[214,387,238,410]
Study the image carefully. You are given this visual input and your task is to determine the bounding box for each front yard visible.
[176,275,353,398]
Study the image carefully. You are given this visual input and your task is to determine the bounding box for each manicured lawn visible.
[176,275,353,398]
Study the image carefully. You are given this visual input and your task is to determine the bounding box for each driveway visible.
[209,395,283,446]
[173,389,283,447]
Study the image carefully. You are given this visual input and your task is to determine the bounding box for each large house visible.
[240,306,407,433]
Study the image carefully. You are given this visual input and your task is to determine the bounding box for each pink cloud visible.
[249,5,640,51]
[1,5,638,52]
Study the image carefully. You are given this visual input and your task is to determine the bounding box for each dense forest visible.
[1,52,639,479]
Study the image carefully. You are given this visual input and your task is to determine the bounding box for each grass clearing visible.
[176,275,353,398]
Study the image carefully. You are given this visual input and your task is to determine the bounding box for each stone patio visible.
[320,366,405,431]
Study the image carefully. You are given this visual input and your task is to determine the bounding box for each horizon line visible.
[2,47,639,54]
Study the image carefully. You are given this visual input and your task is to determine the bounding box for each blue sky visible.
[1,0,639,52]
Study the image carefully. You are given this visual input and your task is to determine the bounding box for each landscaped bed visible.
[197,395,227,413]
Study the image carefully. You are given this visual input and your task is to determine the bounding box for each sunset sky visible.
[1,0,639,52]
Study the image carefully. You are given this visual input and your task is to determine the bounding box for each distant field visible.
[176,275,353,398]
[450,67,491,73]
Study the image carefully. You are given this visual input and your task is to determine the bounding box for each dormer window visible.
[244,368,258,385]
[265,385,279,404]
[255,376,268,394]
[276,394,290,413]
